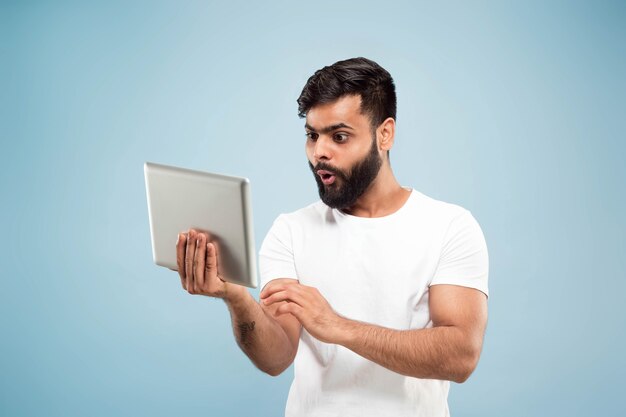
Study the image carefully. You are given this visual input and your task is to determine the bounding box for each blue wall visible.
[2,1,625,416]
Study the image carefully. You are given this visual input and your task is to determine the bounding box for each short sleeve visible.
[430,210,489,298]
[258,214,298,291]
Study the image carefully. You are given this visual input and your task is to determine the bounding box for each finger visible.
[261,282,303,299]
[263,289,305,307]
[205,242,218,282]
[260,282,292,299]
[194,234,207,288]
[177,233,188,289]
[260,284,281,300]
[185,230,197,293]
[259,278,299,298]
[276,302,303,319]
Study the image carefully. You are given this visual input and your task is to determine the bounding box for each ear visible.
[377,117,396,152]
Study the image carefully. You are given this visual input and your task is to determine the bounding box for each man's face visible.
[305,95,383,209]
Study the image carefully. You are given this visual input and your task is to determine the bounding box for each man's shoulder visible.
[411,190,485,244]
[412,189,470,219]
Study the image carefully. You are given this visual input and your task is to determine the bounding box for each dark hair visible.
[297,57,397,131]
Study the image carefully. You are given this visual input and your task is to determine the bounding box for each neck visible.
[341,164,411,218]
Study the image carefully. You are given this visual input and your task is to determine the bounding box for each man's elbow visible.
[258,351,296,377]
[261,363,290,377]
[453,349,482,384]
[452,368,473,384]
[263,368,282,377]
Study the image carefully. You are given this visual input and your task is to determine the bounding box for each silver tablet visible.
[144,162,257,288]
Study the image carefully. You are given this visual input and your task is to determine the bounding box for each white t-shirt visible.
[258,188,489,417]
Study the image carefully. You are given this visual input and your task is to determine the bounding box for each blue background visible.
[2,1,625,416]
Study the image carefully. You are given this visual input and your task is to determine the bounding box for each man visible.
[176,57,489,416]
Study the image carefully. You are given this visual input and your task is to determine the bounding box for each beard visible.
[308,137,382,210]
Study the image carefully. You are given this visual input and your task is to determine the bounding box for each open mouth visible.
[317,169,336,185]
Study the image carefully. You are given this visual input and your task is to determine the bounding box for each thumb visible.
[205,242,218,280]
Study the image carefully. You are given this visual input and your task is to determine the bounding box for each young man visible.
[176,57,489,416]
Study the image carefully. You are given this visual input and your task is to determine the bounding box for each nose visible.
[312,136,332,162]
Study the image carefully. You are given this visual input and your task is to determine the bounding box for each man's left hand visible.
[260,281,345,344]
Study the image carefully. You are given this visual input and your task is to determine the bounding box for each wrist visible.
[222,281,248,305]
[331,316,356,346]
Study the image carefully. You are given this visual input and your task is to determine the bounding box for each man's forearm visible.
[223,287,295,376]
[334,319,482,383]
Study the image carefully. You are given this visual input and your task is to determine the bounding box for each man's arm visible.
[261,282,487,383]
[177,230,301,376]
[223,282,302,376]
[335,284,487,383]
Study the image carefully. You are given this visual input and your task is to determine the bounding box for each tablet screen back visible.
[144,162,257,288]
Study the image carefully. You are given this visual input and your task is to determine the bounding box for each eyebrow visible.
[305,122,355,134]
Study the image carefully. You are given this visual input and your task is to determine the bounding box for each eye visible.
[333,132,349,143]
[306,132,319,141]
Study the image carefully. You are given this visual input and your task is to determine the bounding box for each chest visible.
[291,221,441,327]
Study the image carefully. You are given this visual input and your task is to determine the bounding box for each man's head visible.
[297,58,397,209]
[297,57,397,135]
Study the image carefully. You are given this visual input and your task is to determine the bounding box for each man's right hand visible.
[176,229,244,301]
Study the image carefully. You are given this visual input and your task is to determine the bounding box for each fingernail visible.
[176,234,180,244]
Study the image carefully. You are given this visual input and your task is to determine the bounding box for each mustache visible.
[308,161,348,180]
